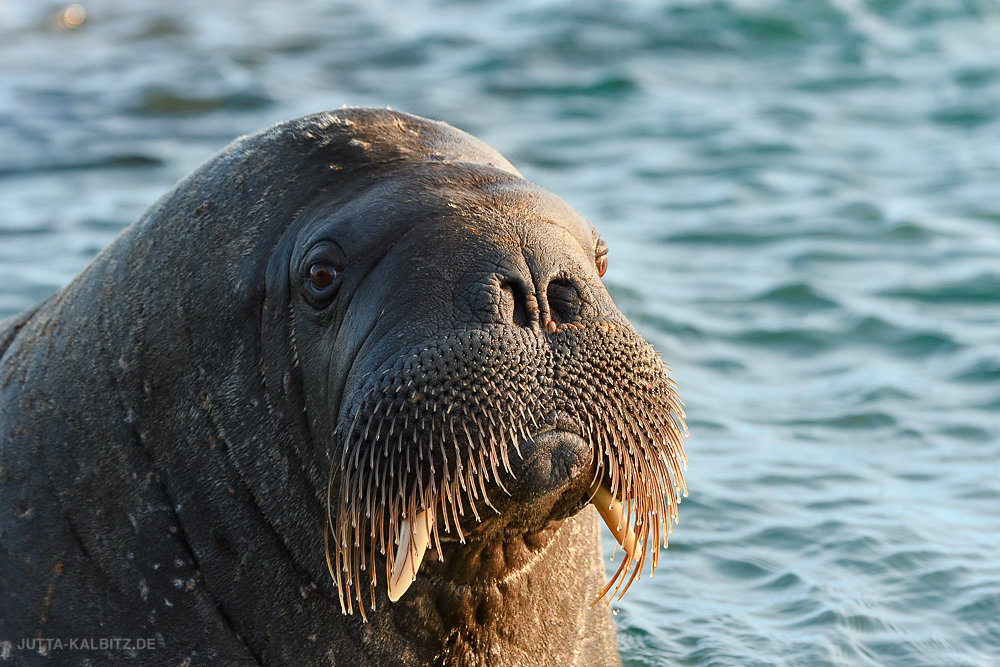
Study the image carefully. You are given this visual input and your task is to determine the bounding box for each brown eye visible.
[300,241,345,309]
[309,262,337,289]
[596,254,608,277]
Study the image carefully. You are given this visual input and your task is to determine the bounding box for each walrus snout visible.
[329,321,687,615]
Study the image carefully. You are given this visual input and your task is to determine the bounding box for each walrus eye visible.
[301,242,345,308]
[595,238,609,277]
[305,261,342,306]
[310,263,337,290]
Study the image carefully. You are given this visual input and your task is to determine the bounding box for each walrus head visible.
[263,111,688,619]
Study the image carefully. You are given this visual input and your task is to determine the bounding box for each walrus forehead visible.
[292,163,597,260]
[432,178,597,254]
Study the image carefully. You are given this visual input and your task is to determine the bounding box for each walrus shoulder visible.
[0,298,51,360]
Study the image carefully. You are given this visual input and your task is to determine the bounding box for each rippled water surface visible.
[2,1,999,663]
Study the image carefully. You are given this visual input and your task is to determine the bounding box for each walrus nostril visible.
[492,274,582,330]
[544,278,583,326]
[499,279,531,328]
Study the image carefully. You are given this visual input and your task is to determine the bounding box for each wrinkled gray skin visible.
[0,109,634,665]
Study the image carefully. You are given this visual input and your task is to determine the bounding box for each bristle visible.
[327,324,688,616]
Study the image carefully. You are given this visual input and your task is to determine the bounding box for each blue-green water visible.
[2,1,998,664]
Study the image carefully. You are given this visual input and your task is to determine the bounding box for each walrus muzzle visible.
[328,319,687,618]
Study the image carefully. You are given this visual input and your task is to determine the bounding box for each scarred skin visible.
[0,109,683,665]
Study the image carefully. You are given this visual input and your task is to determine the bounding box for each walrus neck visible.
[376,510,621,666]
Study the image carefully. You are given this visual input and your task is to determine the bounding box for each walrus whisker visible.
[476,447,497,512]
[327,519,356,618]
[438,476,452,536]
[593,548,631,607]
[615,528,648,601]
[452,458,466,515]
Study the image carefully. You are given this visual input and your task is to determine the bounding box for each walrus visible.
[0,108,687,665]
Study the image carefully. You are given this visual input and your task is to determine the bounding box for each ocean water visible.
[2,1,998,664]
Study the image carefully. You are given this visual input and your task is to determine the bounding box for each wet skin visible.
[0,109,686,665]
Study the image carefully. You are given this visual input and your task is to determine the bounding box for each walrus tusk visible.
[589,484,639,563]
[388,510,432,602]
[387,488,638,601]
